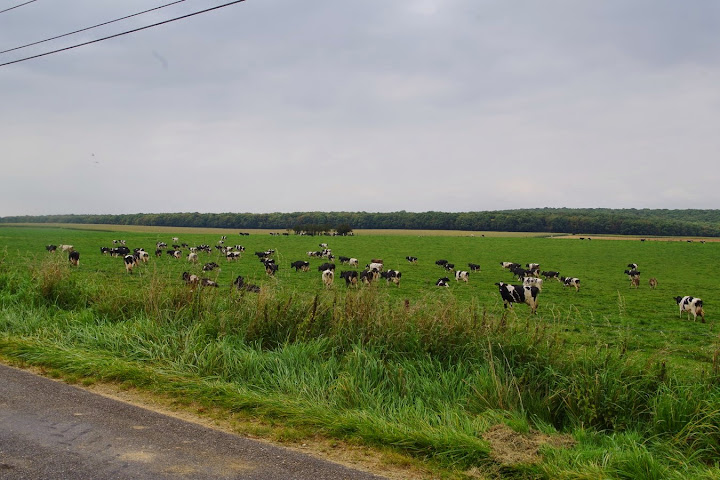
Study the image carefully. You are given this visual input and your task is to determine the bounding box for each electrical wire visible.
[0,0,38,15]
[0,0,246,68]
[0,0,187,55]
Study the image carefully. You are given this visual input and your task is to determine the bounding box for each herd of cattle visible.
[44,237,706,322]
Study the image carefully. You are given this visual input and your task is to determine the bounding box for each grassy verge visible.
[2,255,720,479]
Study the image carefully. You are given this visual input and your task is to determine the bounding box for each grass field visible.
[1,224,720,479]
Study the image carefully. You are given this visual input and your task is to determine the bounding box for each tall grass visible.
[2,252,720,478]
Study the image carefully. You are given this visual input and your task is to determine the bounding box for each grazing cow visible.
[136,250,149,263]
[381,270,402,285]
[203,262,220,271]
[68,251,80,266]
[60,244,74,252]
[319,243,328,248]
[318,262,336,272]
[501,262,520,270]
[541,271,560,281]
[649,278,658,289]
[526,263,540,275]
[46,245,58,253]
[156,242,168,248]
[188,252,199,263]
[155,248,163,257]
[624,269,641,279]
[436,259,449,267]
[340,270,359,286]
[338,256,351,265]
[522,276,543,291]
[468,263,481,272]
[406,256,418,264]
[436,277,450,287]
[123,254,136,273]
[167,250,181,259]
[366,262,383,273]
[674,296,705,322]
[360,268,380,284]
[226,251,241,261]
[349,258,359,267]
[200,278,219,287]
[321,269,334,287]
[561,277,581,292]
[291,260,310,272]
[233,275,260,293]
[182,272,199,286]
[495,282,539,314]
[265,263,279,276]
[455,270,470,283]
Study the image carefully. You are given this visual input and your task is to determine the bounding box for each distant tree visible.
[336,224,353,236]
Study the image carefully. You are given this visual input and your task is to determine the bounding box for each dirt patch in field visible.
[482,424,576,466]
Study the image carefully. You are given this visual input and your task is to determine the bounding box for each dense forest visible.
[1,208,719,237]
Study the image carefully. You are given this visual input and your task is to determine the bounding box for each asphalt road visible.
[0,364,386,480]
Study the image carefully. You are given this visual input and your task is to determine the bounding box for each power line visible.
[0,0,246,68]
[0,0,188,55]
[0,0,38,15]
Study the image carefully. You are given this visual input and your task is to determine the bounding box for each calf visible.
[68,250,80,266]
[321,269,334,287]
[291,260,310,272]
[436,277,450,287]
[674,296,705,322]
[339,270,359,286]
[455,270,470,283]
[561,277,580,292]
[495,282,539,314]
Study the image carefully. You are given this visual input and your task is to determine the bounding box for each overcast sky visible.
[1,0,719,216]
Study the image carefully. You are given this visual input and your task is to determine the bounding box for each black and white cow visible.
[321,269,334,287]
[338,256,351,265]
[501,262,520,270]
[627,263,638,270]
[561,277,580,292]
[203,262,220,271]
[68,250,80,266]
[522,276,543,291]
[406,256,418,264]
[541,271,560,281]
[360,268,380,284]
[436,260,449,267]
[674,296,705,322]
[381,270,402,285]
[291,260,310,272]
[495,282,539,314]
[265,262,279,275]
[468,263,481,272]
[455,270,470,283]
[340,270,359,286]
[123,254,136,273]
[182,271,199,285]
[46,244,58,253]
[200,278,219,287]
[318,262,336,272]
[436,277,450,287]
[366,262,383,272]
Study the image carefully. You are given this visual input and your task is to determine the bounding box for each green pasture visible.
[2,224,720,479]
[1,225,717,374]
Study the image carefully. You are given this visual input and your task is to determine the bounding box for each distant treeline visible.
[2,208,719,237]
